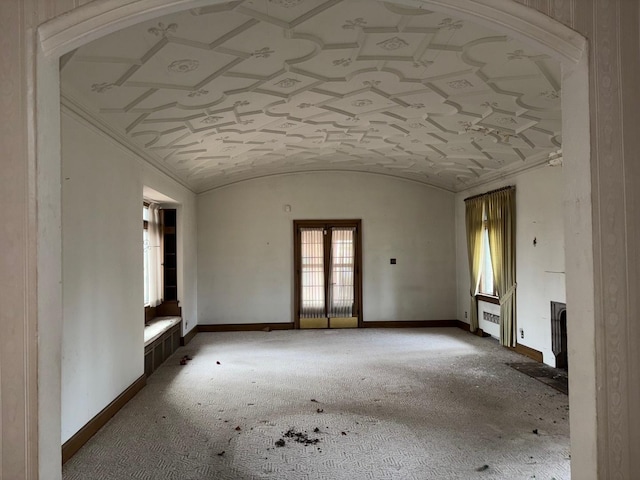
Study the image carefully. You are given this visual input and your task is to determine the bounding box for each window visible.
[143,205,150,306]
[143,203,162,307]
[478,222,496,296]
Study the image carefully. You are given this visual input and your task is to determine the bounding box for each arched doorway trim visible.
[39,0,585,64]
[34,1,593,478]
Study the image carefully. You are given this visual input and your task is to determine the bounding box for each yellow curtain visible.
[486,188,516,347]
[464,196,485,332]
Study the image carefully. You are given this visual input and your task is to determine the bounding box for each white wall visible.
[197,172,456,325]
[61,110,197,443]
[455,165,566,366]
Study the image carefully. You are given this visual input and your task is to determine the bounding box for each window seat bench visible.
[144,316,182,377]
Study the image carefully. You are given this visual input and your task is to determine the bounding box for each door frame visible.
[293,219,363,329]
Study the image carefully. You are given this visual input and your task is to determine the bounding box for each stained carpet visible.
[63,328,570,480]
[508,362,569,395]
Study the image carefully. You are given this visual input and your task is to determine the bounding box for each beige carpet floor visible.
[63,328,570,480]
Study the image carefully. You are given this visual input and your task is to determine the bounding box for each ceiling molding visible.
[196,167,456,195]
[55,0,569,193]
[60,93,196,193]
[38,0,585,61]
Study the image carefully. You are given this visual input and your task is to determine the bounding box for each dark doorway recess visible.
[551,301,568,370]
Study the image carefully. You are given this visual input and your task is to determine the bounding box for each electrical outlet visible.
[465,311,468,319]
[519,328,524,339]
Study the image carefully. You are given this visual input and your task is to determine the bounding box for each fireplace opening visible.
[551,301,568,370]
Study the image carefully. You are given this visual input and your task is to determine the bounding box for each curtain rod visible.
[464,185,514,202]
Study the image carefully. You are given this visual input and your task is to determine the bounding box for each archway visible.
[35,1,592,478]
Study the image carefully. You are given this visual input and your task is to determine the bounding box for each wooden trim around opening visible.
[62,374,146,464]
[198,323,294,332]
[180,326,198,346]
[362,320,460,329]
[293,219,363,329]
[510,343,544,363]
[476,294,500,305]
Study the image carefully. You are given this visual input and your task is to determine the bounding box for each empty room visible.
[5,0,638,479]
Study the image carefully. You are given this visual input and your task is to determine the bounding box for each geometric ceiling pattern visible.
[60,0,561,193]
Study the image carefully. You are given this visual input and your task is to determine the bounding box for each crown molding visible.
[61,93,196,194]
[454,150,556,194]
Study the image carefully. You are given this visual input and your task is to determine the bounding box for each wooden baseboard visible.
[511,343,544,363]
[362,320,459,328]
[62,374,146,464]
[455,320,471,331]
[181,326,198,346]
[198,322,295,332]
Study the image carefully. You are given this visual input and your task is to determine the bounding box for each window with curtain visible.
[478,222,496,296]
[143,203,163,307]
[328,227,355,318]
[465,186,516,346]
[295,220,361,328]
[300,228,325,318]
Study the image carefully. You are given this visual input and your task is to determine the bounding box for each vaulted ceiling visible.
[60,0,562,193]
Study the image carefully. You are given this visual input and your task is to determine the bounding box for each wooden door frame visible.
[293,219,363,329]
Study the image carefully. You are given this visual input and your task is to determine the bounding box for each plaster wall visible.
[455,165,566,366]
[60,111,197,443]
[197,172,456,325]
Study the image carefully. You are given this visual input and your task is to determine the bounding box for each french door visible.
[293,220,362,329]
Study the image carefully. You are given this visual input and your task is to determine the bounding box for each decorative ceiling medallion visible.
[507,49,535,60]
[377,37,409,51]
[447,79,473,89]
[268,0,305,8]
[438,18,464,30]
[201,116,223,124]
[188,89,209,97]
[342,18,367,29]
[481,101,498,108]
[495,116,517,125]
[274,78,300,88]
[333,58,352,67]
[168,59,199,73]
[251,47,275,58]
[148,22,178,37]
[351,99,373,107]
[540,90,560,100]
[91,82,114,93]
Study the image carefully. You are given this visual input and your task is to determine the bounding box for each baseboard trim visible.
[511,343,544,363]
[362,320,459,328]
[62,374,146,464]
[198,322,295,332]
[455,320,471,331]
[181,326,198,346]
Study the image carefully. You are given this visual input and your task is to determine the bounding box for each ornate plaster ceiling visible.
[60,0,562,193]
